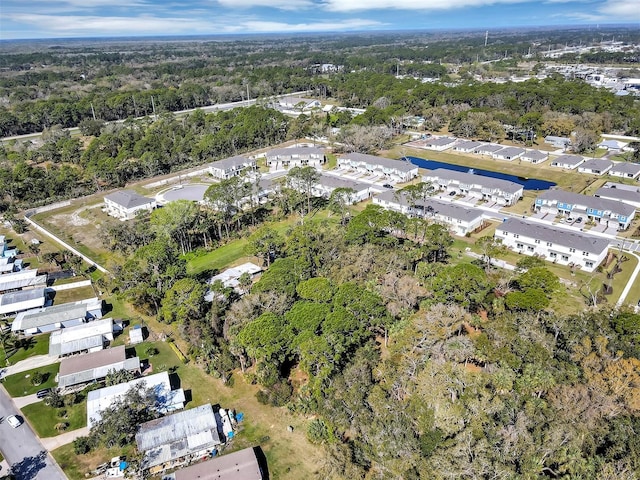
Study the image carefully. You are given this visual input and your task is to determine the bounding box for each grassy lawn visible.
[2,363,60,397]
[51,285,97,305]
[22,396,87,438]
[53,444,133,480]
[1,335,50,367]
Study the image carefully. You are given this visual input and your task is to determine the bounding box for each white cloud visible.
[321,0,527,12]
[216,0,314,10]
[242,18,384,31]
[597,0,640,18]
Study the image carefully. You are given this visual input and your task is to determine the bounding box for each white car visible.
[6,415,21,428]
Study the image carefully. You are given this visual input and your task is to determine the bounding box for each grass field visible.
[2,363,60,397]
[22,396,87,438]
[1,335,50,367]
[53,444,133,480]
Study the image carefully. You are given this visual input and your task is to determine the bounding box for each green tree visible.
[296,277,335,303]
[159,277,206,324]
[329,187,356,225]
[286,166,320,218]
[246,227,284,267]
[428,263,491,310]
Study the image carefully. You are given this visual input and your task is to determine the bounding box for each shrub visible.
[73,436,93,455]
[30,371,45,386]
[145,346,159,357]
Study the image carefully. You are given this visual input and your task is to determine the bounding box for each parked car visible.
[382,184,393,189]
[567,217,574,222]
[449,191,457,196]
[36,388,52,399]
[576,217,583,224]
[6,415,21,428]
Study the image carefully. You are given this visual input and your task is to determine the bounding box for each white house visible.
[452,140,484,153]
[0,287,47,316]
[492,147,525,161]
[48,317,119,357]
[337,153,419,182]
[598,139,627,151]
[595,183,640,209]
[265,147,325,170]
[535,189,635,230]
[577,158,613,175]
[104,190,157,220]
[422,136,457,151]
[422,168,523,206]
[609,162,640,180]
[475,144,504,156]
[208,156,256,180]
[544,135,571,149]
[12,297,103,336]
[279,97,322,111]
[313,174,371,202]
[520,150,549,164]
[550,154,585,170]
[373,190,485,236]
[0,269,47,294]
[495,218,609,272]
[88,371,185,427]
[206,262,262,297]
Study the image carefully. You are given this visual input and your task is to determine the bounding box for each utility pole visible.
[132,95,138,117]
[151,95,157,120]
[484,30,488,47]
[90,102,96,121]
[246,82,250,107]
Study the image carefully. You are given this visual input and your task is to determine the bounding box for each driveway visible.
[0,386,67,480]
[0,355,59,380]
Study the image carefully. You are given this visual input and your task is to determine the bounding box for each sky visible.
[0,0,639,40]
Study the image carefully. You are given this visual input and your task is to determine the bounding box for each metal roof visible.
[0,287,46,308]
[339,153,418,173]
[375,190,485,223]
[13,302,88,331]
[136,403,219,453]
[173,448,263,480]
[496,218,610,255]
[58,347,140,389]
[423,168,523,194]
[49,317,113,356]
[104,190,155,209]
[0,269,46,292]
[88,371,185,427]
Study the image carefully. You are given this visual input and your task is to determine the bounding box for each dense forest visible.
[98,196,640,479]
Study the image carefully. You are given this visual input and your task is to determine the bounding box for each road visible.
[0,386,67,480]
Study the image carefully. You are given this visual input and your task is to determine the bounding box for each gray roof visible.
[339,153,418,173]
[104,190,154,209]
[427,136,456,147]
[210,156,254,171]
[521,150,548,161]
[537,189,636,217]
[136,404,219,452]
[579,158,613,171]
[0,270,47,292]
[545,135,570,143]
[453,140,484,150]
[610,162,640,175]
[318,174,369,192]
[375,190,485,223]
[424,168,523,195]
[266,147,325,158]
[476,144,504,154]
[174,448,263,480]
[13,302,88,331]
[595,186,640,205]
[58,346,140,388]
[0,287,46,308]
[551,154,584,167]
[497,218,610,255]
[494,147,525,157]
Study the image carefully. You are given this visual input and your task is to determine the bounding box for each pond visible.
[407,157,557,191]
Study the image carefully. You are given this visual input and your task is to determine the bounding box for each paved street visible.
[0,386,67,480]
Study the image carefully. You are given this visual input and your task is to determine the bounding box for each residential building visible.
[337,153,419,182]
[550,154,585,170]
[312,174,371,203]
[265,147,325,170]
[57,345,140,390]
[129,325,144,345]
[104,190,157,220]
[278,97,321,111]
[595,183,640,209]
[0,269,47,294]
[208,156,256,180]
[475,144,504,156]
[12,297,102,336]
[205,262,262,301]
[373,190,486,236]
[173,447,265,480]
[544,135,571,149]
[495,218,609,272]
[0,287,46,316]
[421,136,457,151]
[0,235,17,259]
[520,150,549,164]
[577,158,613,175]
[535,189,636,230]
[452,140,484,153]
[48,317,118,357]
[492,146,525,161]
[609,162,640,180]
[422,168,523,205]
[88,371,185,427]
[598,139,627,151]
[136,404,224,475]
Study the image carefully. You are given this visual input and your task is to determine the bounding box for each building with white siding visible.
[265,147,325,170]
[422,169,523,205]
[337,153,419,182]
[104,190,157,220]
[208,156,256,180]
